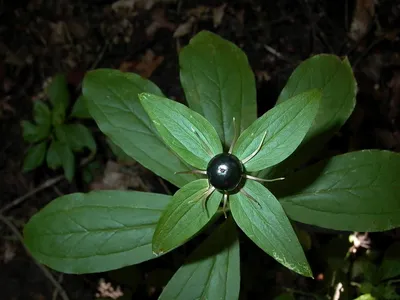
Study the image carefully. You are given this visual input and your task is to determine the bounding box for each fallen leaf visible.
[173,16,196,38]
[349,0,375,41]
[119,49,164,78]
[213,3,227,28]
[146,7,176,37]
[2,241,16,264]
[90,161,142,191]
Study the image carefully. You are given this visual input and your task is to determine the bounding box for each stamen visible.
[228,117,239,154]
[240,189,261,208]
[188,185,216,217]
[222,193,229,218]
[174,170,207,175]
[241,131,267,165]
[245,174,285,182]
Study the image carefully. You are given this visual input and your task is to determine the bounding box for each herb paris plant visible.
[23,31,400,300]
[22,74,96,181]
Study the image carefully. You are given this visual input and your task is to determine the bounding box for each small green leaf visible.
[378,242,400,281]
[23,141,47,172]
[83,69,198,188]
[46,140,75,182]
[272,150,400,232]
[21,120,50,143]
[70,95,91,119]
[140,93,223,170]
[55,124,96,152]
[47,74,70,125]
[259,55,356,178]
[159,218,240,300]
[33,100,52,127]
[230,180,312,277]
[152,179,221,255]
[233,90,321,172]
[180,30,257,148]
[23,190,170,274]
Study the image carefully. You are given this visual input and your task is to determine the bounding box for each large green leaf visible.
[82,69,198,188]
[152,179,222,255]
[24,190,170,274]
[159,218,240,300]
[230,180,312,277]
[272,150,400,232]
[46,140,75,182]
[378,242,400,281]
[232,90,321,172]
[259,55,356,178]
[140,93,222,170]
[55,124,96,152]
[180,30,257,148]
[47,74,70,125]
[23,141,47,172]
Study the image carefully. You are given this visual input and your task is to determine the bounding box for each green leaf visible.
[23,190,170,274]
[378,242,400,281]
[259,55,356,178]
[179,30,257,148]
[83,69,198,188]
[33,100,52,127]
[140,93,223,170]
[272,150,400,232]
[21,120,50,143]
[23,141,47,172]
[230,180,312,277]
[152,179,222,255]
[232,90,321,172]
[353,294,376,300]
[159,218,240,300]
[106,138,135,163]
[46,140,75,182]
[55,124,96,152]
[70,95,91,119]
[47,74,70,125]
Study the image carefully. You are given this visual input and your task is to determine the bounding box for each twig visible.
[158,178,172,195]
[0,214,69,300]
[333,282,344,300]
[1,153,94,214]
[263,45,295,63]
[0,175,64,214]
[52,273,64,300]
[75,41,110,92]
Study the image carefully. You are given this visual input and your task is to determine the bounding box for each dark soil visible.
[1,0,400,299]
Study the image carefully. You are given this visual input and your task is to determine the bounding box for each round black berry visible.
[206,153,244,192]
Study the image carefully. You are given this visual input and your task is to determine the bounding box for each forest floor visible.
[1,0,400,299]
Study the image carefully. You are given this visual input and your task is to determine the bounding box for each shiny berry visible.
[206,153,244,192]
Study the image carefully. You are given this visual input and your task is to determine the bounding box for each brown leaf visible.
[349,0,375,41]
[213,3,227,28]
[119,49,164,78]
[90,161,142,191]
[146,7,176,38]
[173,17,196,38]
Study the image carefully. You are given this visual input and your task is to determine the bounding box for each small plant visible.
[23,31,400,299]
[22,74,96,181]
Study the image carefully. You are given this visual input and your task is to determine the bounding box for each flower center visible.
[206,153,244,192]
